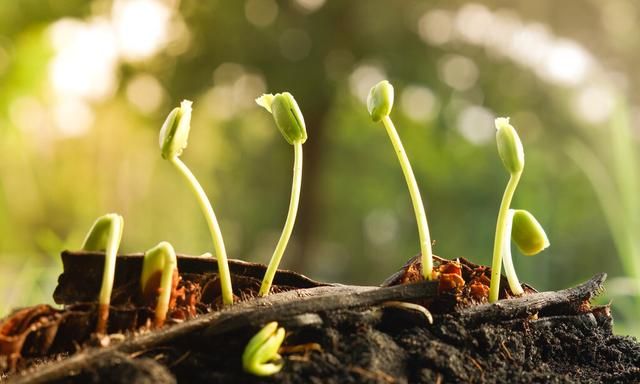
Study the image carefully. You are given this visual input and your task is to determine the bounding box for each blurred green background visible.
[1,0,639,335]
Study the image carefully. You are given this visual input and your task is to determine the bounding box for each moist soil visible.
[2,252,640,383]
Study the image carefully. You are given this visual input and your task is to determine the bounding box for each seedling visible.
[501,209,550,295]
[140,241,178,328]
[81,213,124,334]
[242,321,286,376]
[367,80,434,280]
[489,117,525,302]
[159,100,233,306]
[255,92,307,296]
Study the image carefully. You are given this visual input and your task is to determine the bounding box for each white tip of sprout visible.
[495,117,510,130]
[256,94,275,113]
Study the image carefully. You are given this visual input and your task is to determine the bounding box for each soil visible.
[1,252,639,383]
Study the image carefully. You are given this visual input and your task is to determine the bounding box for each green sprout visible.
[242,321,286,377]
[159,100,233,306]
[367,80,434,280]
[81,213,124,334]
[502,209,550,295]
[489,117,525,302]
[140,241,178,328]
[256,92,307,296]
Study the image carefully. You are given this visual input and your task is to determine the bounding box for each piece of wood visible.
[460,272,606,324]
[53,251,329,304]
[8,274,606,384]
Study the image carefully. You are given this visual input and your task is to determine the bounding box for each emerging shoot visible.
[501,209,550,295]
[159,100,234,306]
[367,80,434,280]
[489,117,525,302]
[256,92,307,296]
[81,213,124,334]
[242,321,286,377]
[141,241,178,328]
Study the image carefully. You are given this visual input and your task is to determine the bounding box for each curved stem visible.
[156,250,177,328]
[381,116,433,280]
[489,171,522,302]
[501,209,524,295]
[243,322,286,376]
[98,218,123,305]
[259,142,303,296]
[84,214,123,335]
[170,157,233,306]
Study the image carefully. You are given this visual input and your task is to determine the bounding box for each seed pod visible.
[495,117,525,174]
[367,80,394,122]
[511,209,550,255]
[159,100,193,159]
[257,92,307,145]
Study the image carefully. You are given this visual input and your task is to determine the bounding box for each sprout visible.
[367,80,394,122]
[256,92,307,296]
[81,213,124,334]
[367,80,434,280]
[242,321,286,377]
[489,117,525,302]
[159,100,192,160]
[256,92,307,145]
[140,241,178,328]
[159,100,233,306]
[495,117,525,174]
[502,209,550,295]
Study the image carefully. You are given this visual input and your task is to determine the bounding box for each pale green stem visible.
[170,156,233,305]
[98,218,123,306]
[155,251,177,327]
[501,209,524,295]
[242,322,286,376]
[489,171,522,302]
[259,141,303,296]
[381,116,433,280]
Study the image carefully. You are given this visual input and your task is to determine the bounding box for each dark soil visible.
[157,302,639,383]
[2,252,640,383]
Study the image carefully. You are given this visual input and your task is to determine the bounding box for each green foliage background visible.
[0,0,639,334]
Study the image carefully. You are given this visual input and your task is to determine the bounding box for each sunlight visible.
[112,0,171,61]
[49,18,119,101]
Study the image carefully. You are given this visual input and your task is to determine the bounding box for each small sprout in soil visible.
[367,80,434,281]
[256,92,307,296]
[81,213,124,334]
[502,209,550,295]
[159,100,233,306]
[140,241,178,328]
[242,321,286,377]
[489,117,525,302]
